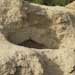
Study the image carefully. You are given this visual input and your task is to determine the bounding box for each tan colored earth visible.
[0,0,75,75]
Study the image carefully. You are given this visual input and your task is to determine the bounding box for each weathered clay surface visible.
[0,0,75,75]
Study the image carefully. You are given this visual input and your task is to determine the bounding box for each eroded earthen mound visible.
[0,0,75,75]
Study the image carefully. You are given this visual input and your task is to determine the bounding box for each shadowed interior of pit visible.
[18,39,47,49]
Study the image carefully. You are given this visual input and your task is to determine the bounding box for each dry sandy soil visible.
[0,0,75,75]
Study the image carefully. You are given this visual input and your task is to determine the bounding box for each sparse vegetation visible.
[26,0,74,6]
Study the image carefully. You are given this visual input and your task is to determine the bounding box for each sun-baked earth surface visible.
[0,0,75,75]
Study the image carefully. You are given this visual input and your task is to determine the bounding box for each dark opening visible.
[18,39,47,49]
